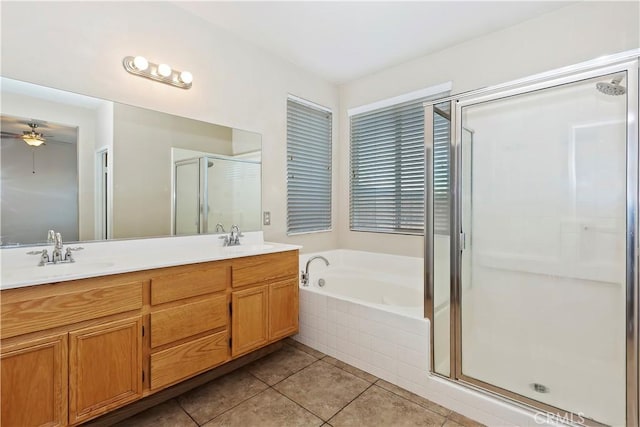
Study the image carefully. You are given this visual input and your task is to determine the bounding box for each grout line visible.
[177,373,270,426]
[173,398,200,426]
[269,385,326,423]
[373,378,447,421]
[198,387,274,426]
[326,382,376,425]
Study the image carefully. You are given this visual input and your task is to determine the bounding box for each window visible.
[350,91,450,235]
[286,96,332,234]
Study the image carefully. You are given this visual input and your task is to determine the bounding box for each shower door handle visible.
[459,232,466,252]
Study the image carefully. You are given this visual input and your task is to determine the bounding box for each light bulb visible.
[179,71,193,84]
[133,56,149,71]
[157,63,172,77]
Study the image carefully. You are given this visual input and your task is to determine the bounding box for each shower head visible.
[207,160,214,168]
[596,76,626,96]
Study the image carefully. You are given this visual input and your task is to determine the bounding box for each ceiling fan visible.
[21,122,47,146]
[1,121,49,147]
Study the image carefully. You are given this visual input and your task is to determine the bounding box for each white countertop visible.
[0,232,301,290]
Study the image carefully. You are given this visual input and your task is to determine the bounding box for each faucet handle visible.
[38,249,49,266]
[64,248,75,263]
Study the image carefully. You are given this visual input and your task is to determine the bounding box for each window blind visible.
[286,97,332,234]
[350,99,426,234]
[433,104,450,235]
[350,97,451,235]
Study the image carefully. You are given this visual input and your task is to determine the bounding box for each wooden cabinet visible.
[148,266,231,390]
[231,285,269,357]
[68,317,143,425]
[230,253,299,357]
[269,278,299,340]
[1,333,68,427]
[0,249,299,426]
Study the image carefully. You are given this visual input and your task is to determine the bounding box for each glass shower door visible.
[174,159,200,235]
[459,72,629,426]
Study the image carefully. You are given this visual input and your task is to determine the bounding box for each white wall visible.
[0,1,340,252]
[338,1,640,257]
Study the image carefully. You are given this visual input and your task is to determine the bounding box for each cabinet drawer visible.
[150,331,228,390]
[232,251,298,288]
[1,281,143,339]
[150,264,229,305]
[150,295,227,348]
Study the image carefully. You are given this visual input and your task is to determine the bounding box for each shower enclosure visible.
[173,155,261,235]
[425,51,639,426]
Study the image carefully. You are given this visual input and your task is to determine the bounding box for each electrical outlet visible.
[263,211,271,226]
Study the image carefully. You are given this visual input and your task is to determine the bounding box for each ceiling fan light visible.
[22,135,45,147]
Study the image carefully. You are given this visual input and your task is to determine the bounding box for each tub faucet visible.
[301,256,329,286]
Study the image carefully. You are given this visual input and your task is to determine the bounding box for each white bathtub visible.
[294,249,549,427]
[295,250,430,388]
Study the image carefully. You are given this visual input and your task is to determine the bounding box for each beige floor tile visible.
[448,412,486,427]
[177,368,269,424]
[322,356,378,383]
[376,379,451,417]
[202,388,323,427]
[114,399,196,427]
[329,385,446,427]
[247,343,316,385]
[286,337,327,359]
[443,420,465,427]
[274,360,371,420]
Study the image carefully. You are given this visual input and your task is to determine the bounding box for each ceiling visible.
[175,1,574,84]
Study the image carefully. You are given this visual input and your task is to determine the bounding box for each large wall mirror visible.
[0,77,262,247]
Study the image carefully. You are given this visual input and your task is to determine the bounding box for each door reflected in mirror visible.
[0,77,262,247]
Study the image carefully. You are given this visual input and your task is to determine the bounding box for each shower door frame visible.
[425,51,639,426]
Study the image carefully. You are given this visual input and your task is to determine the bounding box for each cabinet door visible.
[1,333,68,427]
[269,278,299,341]
[231,286,268,357]
[69,317,142,425]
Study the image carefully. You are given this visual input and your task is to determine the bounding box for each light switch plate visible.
[263,211,271,226]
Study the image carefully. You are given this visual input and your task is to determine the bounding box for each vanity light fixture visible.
[123,56,192,89]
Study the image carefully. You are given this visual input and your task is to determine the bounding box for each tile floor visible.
[115,339,485,427]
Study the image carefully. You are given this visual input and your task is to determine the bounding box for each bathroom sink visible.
[1,261,117,289]
[222,244,275,253]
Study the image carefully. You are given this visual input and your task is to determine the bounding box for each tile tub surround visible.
[295,250,561,426]
[115,339,484,427]
[0,231,300,289]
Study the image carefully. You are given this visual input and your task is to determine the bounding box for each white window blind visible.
[350,98,426,234]
[287,97,332,234]
[350,96,451,235]
[433,103,451,235]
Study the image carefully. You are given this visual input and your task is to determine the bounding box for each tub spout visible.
[301,255,330,286]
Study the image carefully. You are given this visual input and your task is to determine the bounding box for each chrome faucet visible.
[301,256,330,286]
[29,230,83,266]
[219,224,243,246]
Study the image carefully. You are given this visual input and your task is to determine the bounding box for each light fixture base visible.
[123,56,192,89]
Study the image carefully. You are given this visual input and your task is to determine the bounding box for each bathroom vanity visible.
[0,240,299,426]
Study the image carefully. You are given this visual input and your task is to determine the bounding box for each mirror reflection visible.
[0,77,262,246]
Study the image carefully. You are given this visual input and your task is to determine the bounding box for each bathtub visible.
[295,249,430,389]
[294,249,542,426]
